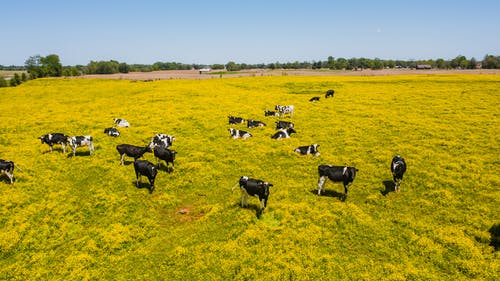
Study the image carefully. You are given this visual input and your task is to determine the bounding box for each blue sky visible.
[2,0,499,65]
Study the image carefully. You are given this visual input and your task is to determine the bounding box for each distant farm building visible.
[199,68,211,74]
[416,64,432,70]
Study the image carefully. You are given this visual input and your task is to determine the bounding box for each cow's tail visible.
[231,181,240,192]
[14,163,23,172]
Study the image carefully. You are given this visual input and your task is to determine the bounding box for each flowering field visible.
[0,75,498,280]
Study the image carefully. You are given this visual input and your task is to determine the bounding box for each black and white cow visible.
[68,136,94,156]
[153,145,177,170]
[317,165,358,199]
[264,110,279,117]
[233,176,273,211]
[294,144,320,156]
[229,128,252,139]
[150,134,175,148]
[247,119,266,128]
[116,144,152,165]
[114,118,130,128]
[275,105,294,117]
[271,128,296,140]
[104,127,120,137]
[39,133,68,153]
[309,96,320,102]
[133,160,157,194]
[275,121,294,130]
[391,155,407,192]
[325,89,335,98]
[228,115,245,125]
[0,159,15,184]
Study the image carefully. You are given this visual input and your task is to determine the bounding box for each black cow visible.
[133,160,157,193]
[114,118,130,127]
[233,176,273,211]
[116,144,152,165]
[275,121,294,130]
[271,128,296,140]
[264,110,279,117]
[150,134,175,148]
[275,105,294,117]
[247,119,266,128]
[309,96,320,102]
[68,136,94,156]
[229,128,252,139]
[104,127,120,137]
[325,89,335,98]
[0,159,15,184]
[228,115,245,125]
[391,155,407,192]
[317,165,358,199]
[294,144,320,156]
[154,145,177,171]
[39,133,68,153]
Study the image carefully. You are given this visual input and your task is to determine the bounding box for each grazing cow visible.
[229,128,252,139]
[317,165,358,199]
[114,118,130,127]
[233,176,273,211]
[150,134,175,148]
[271,128,296,140]
[391,155,407,192]
[0,159,15,184]
[247,119,266,128]
[275,105,294,117]
[228,115,245,125]
[294,144,320,156]
[39,133,68,153]
[309,96,320,102]
[325,89,335,98]
[264,110,279,117]
[104,127,120,137]
[133,160,157,193]
[68,136,94,156]
[116,144,152,165]
[275,120,294,130]
[154,145,177,170]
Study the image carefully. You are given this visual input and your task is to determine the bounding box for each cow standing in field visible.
[391,155,407,192]
[116,144,152,165]
[271,128,296,140]
[294,144,320,156]
[275,105,294,118]
[150,134,175,148]
[233,176,273,212]
[0,159,15,184]
[153,145,177,171]
[317,165,358,200]
[134,160,157,194]
[114,118,130,128]
[325,89,335,98]
[68,136,94,156]
[39,133,68,153]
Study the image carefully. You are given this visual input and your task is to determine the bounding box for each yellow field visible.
[0,75,499,280]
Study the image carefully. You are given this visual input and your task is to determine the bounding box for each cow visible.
[294,144,320,156]
[325,89,335,98]
[275,120,294,130]
[150,134,175,148]
[0,159,15,184]
[232,176,273,212]
[391,155,407,192]
[228,115,245,125]
[229,128,252,139]
[39,133,68,153]
[114,118,130,127]
[317,165,358,200]
[104,127,120,137]
[309,96,320,102]
[264,110,279,117]
[247,119,266,128]
[133,160,157,194]
[275,105,294,117]
[116,144,152,165]
[271,128,296,140]
[68,136,94,156]
[153,145,177,171]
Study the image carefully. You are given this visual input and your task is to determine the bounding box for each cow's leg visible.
[317,176,326,195]
[49,144,53,152]
[72,146,76,157]
[61,143,66,153]
[120,154,125,165]
[88,142,94,154]
[260,198,267,211]
[136,174,141,187]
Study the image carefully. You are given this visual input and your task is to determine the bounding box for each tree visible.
[40,54,62,76]
[0,76,7,87]
[25,55,44,78]
[118,63,130,73]
[482,55,500,69]
[226,61,241,71]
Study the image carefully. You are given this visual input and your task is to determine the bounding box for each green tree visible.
[482,55,500,69]
[0,76,7,87]
[40,54,62,76]
[25,55,44,78]
[226,61,241,71]
[118,63,130,73]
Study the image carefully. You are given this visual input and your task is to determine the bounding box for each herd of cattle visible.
[0,89,407,214]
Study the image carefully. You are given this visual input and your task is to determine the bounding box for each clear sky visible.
[2,0,499,66]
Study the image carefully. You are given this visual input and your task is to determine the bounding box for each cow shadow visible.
[156,163,174,173]
[122,160,134,166]
[310,189,347,201]
[66,151,92,158]
[234,202,264,219]
[131,180,153,193]
[381,180,395,196]
[42,147,66,154]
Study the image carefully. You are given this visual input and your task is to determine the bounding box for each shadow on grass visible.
[66,151,93,158]
[42,147,66,154]
[233,202,264,219]
[131,180,154,194]
[309,189,347,201]
[156,163,174,173]
[381,180,395,196]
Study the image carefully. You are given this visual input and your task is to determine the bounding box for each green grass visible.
[0,75,499,280]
